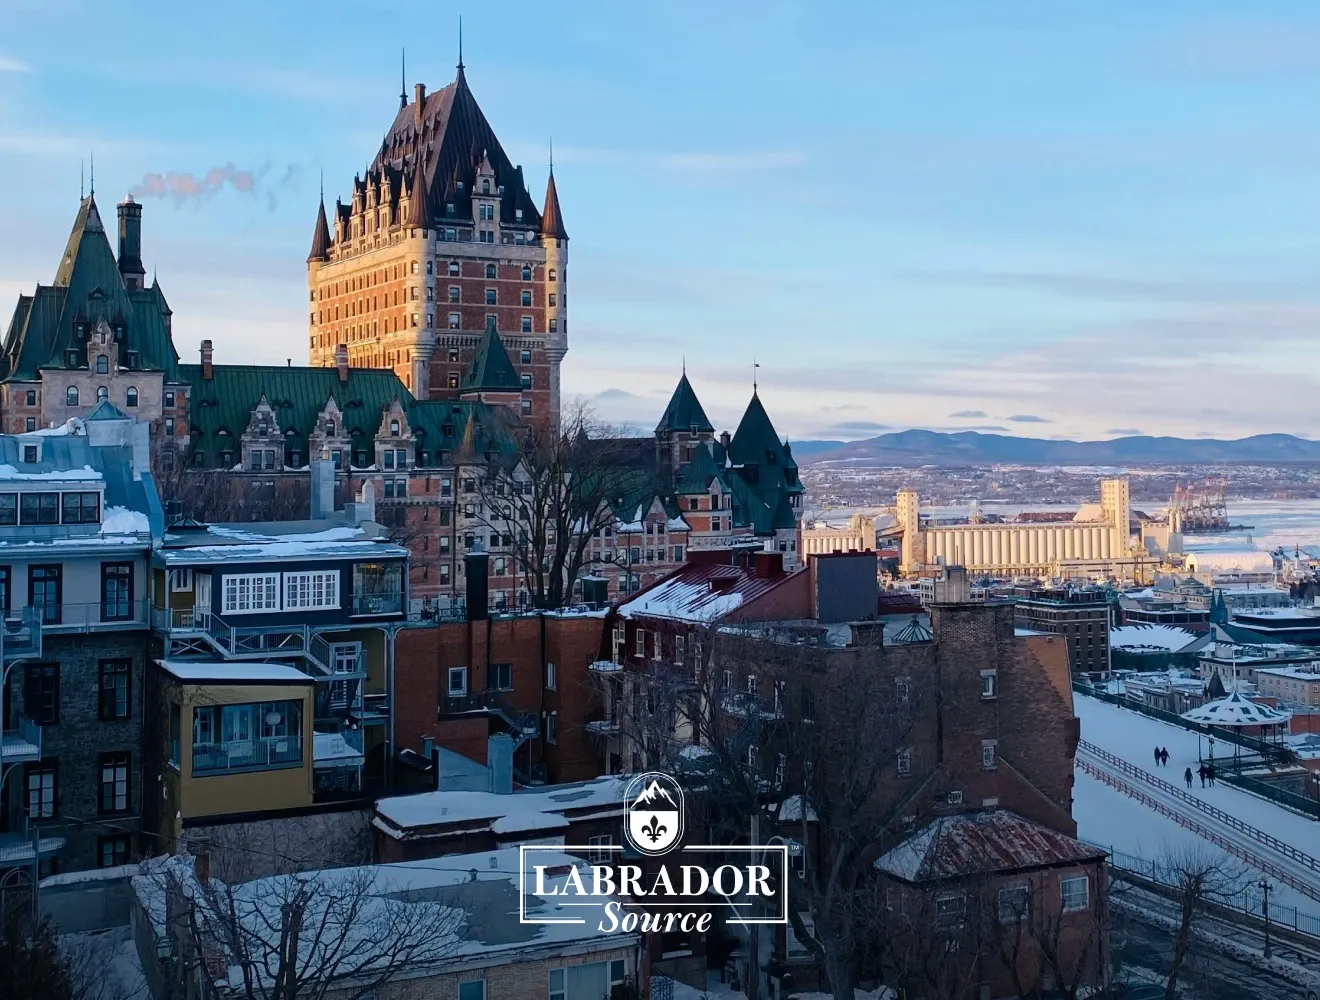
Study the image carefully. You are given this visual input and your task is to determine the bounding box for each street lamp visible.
[1258,879,1273,959]
[745,832,803,1000]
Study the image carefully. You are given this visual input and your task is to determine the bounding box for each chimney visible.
[116,195,146,290]
[720,431,731,449]
[354,479,376,525]
[487,734,514,794]
[465,540,489,622]
[310,450,335,520]
[200,340,214,381]
[194,852,210,885]
[334,343,349,383]
[414,83,426,126]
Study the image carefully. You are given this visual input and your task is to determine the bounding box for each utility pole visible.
[1259,879,1273,959]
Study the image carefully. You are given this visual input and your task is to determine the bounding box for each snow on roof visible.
[873,811,1105,883]
[1253,665,1320,682]
[776,795,817,822]
[1184,549,1275,574]
[158,660,313,684]
[375,775,631,833]
[1110,624,1204,653]
[100,506,150,535]
[490,812,571,834]
[618,561,802,623]
[313,732,365,764]
[160,539,406,564]
[1180,691,1292,727]
[0,463,102,481]
[132,849,637,989]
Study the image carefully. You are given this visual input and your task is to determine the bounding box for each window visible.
[126,386,138,407]
[896,747,912,776]
[221,573,280,614]
[99,752,130,814]
[0,566,10,615]
[458,982,485,1000]
[485,288,497,305]
[448,261,460,276]
[998,885,1029,923]
[24,663,60,725]
[63,491,100,523]
[980,669,998,699]
[518,289,532,307]
[521,399,532,415]
[30,565,61,625]
[24,390,36,406]
[284,571,339,611]
[164,417,175,436]
[520,316,532,333]
[99,835,131,868]
[520,349,532,364]
[168,568,193,592]
[96,386,108,402]
[449,666,468,697]
[96,355,109,374]
[25,760,57,818]
[448,312,461,330]
[982,740,998,771]
[24,417,35,432]
[489,663,512,690]
[674,634,686,664]
[546,710,558,744]
[164,390,176,408]
[635,629,646,657]
[545,661,556,690]
[747,674,758,696]
[22,445,37,463]
[101,563,133,622]
[935,892,966,930]
[1061,876,1089,912]
[548,268,557,281]
[21,493,59,525]
[549,319,557,333]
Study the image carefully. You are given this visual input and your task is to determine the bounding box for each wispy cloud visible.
[1006,414,1051,424]
[0,56,29,74]
[1106,428,1143,436]
[131,162,300,210]
[949,409,987,418]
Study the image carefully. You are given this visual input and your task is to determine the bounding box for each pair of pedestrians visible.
[1186,764,1217,788]
[1153,746,1169,767]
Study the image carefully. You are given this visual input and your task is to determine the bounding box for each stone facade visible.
[4,633,146,872]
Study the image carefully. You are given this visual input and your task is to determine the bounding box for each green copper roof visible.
[675,440,726,495]
[462,329,521,393]
[655,373,714,435]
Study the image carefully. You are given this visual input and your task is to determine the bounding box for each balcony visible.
[0,715,42,765]
[0,813,65,867]
[192,736,304,776]
[34,599,150,633]
[351,591,405,617]
[1,607,40,661]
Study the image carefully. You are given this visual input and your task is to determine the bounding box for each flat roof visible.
[157,660,313,684]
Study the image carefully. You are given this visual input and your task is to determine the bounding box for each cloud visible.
[1105,428,1143,437]
[1006,414,1051,424]
[0,56,29,73]
[827,421,890,433]
[949,409,987,418]
[130,162,301,210]
[595,388,639,400]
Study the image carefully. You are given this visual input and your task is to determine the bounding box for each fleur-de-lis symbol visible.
[641,814,667,844]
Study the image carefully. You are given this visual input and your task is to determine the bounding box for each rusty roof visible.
[874,811,1105,883]
[617,555,804,623]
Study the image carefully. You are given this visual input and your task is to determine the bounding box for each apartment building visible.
[1012,586,1112,675]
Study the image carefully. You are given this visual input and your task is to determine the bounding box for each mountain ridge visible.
[795,430,1320,466]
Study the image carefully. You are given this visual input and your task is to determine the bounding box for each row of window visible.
[895,740,998,776]
[428,313,558,336]
[432,286,560,309]
[22,658,133,725]
[221,571,339,614]
[24,752,132,820]
[325,262,557,296]
[0,562,135,626]
[64,385,174,409]
[931,876,1090,930]
[0,491,101,526]
[593,547,683,566]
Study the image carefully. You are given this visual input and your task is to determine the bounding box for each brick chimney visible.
[200,340,213,381]
[414,83,426,127]
[334,343,349,383]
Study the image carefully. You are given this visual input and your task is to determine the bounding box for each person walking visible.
[1184,767,1193,789]
[1207,764,1216,787]
[1198,764,1207,788]
[1161,748,1169,767]
[1154,746,1162,767]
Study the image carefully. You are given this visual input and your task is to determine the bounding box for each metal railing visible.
[31,599,150,630]
[0,813,67,865]
[192,737,304,775]
[352,592,405,616]
[1075,751,1320,902]
[1102,844,1320,941]
[0,715,42,761]
[151,606,210,631]
[1,607,41,660]
[1077,740,1320,874]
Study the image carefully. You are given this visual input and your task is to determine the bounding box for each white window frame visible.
[449,666,468,697]
[982,740,998,771]
[221,573,280,615]
[635,629,646,658]
[168,568,193,592]
[284,571,340,611]
[331,643,361,674]
[674,634,686,665]
[981,669,998,700]
[1060,875,1089,913]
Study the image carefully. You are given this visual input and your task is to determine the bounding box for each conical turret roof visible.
[308,197,332,262]
[541,168,568,240]
[462,328,520,392]
[656,373,713,435]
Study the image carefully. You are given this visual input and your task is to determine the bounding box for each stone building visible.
[306,59,568,421]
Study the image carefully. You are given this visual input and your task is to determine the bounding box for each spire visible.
[400,48,407,110]
[89,152,95,196]
[458,16,464,72]
[308,190,332,262]
[540,155,568,240]
[80,159,84,200]
[402,165,431,229]
[656,372,714,435]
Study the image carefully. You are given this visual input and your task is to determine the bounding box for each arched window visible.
[521,265,532,281]
[389,419,400,436]
[96,386,108,403]
[485,263,497,279]
[548,268,557,282]
[65,386,78,407]
[126,387,138,408]
[96,355,109,374]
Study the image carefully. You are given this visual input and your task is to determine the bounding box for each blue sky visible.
[5,2,1320,442]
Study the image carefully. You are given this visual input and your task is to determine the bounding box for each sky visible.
[5,2,1320,443]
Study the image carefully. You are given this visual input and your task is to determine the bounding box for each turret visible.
[307,196,332,263]
[116,195,146,291]
[540,163,569,422]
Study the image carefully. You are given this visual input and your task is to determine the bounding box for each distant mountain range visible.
[792,430,1320,466]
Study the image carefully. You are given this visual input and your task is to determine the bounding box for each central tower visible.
[307,59,567,423]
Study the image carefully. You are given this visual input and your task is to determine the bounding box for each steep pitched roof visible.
[656,373,713,435]
[462,329,521,392]
[674,440,726,496]
[541,169,567,240]
[307,198,332,261]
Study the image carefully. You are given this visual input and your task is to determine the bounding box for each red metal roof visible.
[875,811,1105,883]
[617,555,804,623]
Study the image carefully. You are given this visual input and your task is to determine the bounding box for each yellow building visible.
[150,660,316,852]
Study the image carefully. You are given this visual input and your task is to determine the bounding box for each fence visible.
[1102,845,1320,941]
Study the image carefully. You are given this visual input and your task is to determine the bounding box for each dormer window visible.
[324,420,336,436]
[446,203,455,217]
[481,179,491,194]
[96,355,109,374]
[22,445,38,464]
[127,351,139,369]
[74,322,85,338]
[390,419,400,436]
[515,209,523,222]
[65,350,79,368]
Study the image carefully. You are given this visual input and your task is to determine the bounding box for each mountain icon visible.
[632,779,678,810]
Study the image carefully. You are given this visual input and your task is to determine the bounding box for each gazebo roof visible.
[1180,691,1291,728]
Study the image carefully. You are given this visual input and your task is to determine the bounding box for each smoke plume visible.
[132,163,258,203]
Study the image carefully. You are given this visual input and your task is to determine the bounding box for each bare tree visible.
[150,856,464,1000]
[63,929,147,1000]
[153,454,309,524]
[472,400,646,609]
[1157,846,1251,1000]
